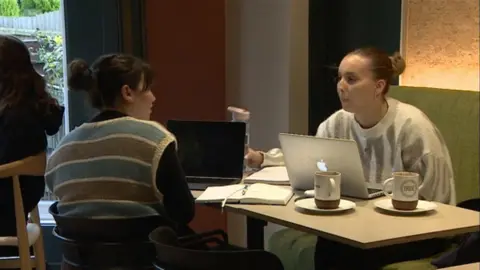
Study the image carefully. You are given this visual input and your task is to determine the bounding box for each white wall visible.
[225,0,309,248]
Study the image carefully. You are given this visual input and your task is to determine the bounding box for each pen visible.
[222,185,249,209]
[241,184,249,195]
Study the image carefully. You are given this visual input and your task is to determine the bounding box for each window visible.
[0,0,68,200]
[1,0,145,210]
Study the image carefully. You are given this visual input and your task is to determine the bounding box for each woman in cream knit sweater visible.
[246,47,454,269]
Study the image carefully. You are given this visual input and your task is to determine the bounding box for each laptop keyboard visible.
[187,177,241,190]
[367,188,382,194]
[187,176,240,183]
[188,182,218,190]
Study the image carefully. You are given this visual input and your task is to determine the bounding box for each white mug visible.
[314,171,341,209]
[383,172,419,201]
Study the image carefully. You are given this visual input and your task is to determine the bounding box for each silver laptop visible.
[278,133,383,199]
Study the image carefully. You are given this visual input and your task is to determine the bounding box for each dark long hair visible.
[0,35,58,114]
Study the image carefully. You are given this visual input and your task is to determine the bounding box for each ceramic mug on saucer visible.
[383,172,419,210]
[314,171,341,209]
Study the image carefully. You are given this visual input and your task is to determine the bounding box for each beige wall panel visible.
[401,0,479,91]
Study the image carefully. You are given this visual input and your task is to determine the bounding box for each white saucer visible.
[295,198,356,213]
[304,189,315,197]
[374,199,438,214]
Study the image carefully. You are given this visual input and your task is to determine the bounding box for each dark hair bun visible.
[67,59,95,92]
[389,52,406,78]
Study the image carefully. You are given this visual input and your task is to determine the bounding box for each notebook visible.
[196,183,293,205]
[244,166,290,185]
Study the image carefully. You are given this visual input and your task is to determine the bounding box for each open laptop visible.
[278,133,384,199]
[166,120,245,190]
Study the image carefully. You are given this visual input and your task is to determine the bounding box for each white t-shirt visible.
[262,98,456,204]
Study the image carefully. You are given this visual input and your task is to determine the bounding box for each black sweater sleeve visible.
[0,104,63,218]
[43,105,65,136]
[0,105,63,163]
[155,142,195,225]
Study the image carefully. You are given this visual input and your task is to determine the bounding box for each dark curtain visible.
[308,0,402,134]
[63,0,146,129]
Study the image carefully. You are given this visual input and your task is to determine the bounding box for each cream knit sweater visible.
[262,98,456,204]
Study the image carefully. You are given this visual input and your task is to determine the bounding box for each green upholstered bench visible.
[267,86,480,270]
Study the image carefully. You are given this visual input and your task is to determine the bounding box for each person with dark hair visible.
[0,35,64,256]
[45,54,195,237]
[246,47,454,269]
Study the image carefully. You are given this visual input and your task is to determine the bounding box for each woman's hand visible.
[245,148,264,168]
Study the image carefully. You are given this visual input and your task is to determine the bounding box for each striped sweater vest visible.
[45,117,176,218]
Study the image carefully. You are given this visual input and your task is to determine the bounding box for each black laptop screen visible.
[166,120,246,179]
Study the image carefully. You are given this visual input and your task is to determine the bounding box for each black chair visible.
[431,198,480,268]
[457,198,480,212]
[49,201,173,269]
[149,226,284,270]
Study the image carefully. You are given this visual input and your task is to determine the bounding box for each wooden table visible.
[192,190,268,248]
[439,263,480,269]
[194,190,480,249]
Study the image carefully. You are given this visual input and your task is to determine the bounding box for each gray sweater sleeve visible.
[408,153,455,204]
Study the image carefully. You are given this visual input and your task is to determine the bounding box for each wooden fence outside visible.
[0,11,61,32]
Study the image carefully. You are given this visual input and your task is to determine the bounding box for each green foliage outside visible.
[18,0,35,9]
[31,30,64,104]
[0,0,21,16]
[19,0,59,16]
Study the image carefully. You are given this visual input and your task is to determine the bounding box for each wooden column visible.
[144,0,227,233]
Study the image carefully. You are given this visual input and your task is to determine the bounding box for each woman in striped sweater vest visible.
[46,54,195,240]
[246,48,455,269]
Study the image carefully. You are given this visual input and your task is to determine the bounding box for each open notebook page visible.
[196,183,293,205]
[240,183,293,205]
[195,184,247,203]
[244,166,290,185]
